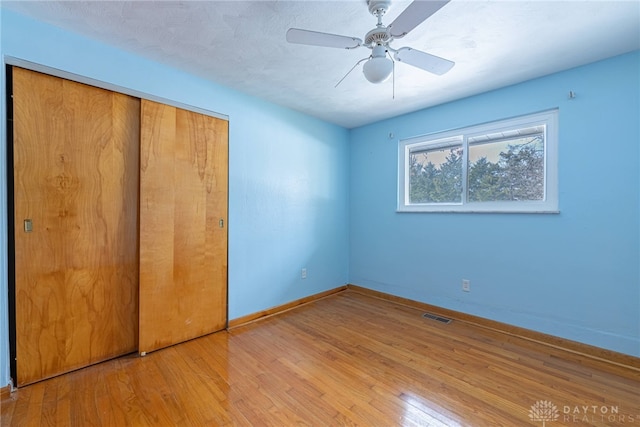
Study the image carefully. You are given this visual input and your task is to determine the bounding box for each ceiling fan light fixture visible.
[363,57,393,83]
[363,45,393,83]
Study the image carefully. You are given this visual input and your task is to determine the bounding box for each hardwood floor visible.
[2,290,639,426]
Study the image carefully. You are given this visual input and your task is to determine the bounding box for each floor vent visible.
[422,312,452,324]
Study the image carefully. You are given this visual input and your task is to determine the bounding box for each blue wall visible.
[0,9,350,387]
[349,51,640,357]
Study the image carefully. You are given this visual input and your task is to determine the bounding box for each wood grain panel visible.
[139,99,228,354]
[12,67,140,385]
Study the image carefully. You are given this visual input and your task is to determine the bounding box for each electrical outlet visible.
[301,268,307,279]
[462,279,470,292]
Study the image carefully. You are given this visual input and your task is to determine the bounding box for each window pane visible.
[409,145,462,203]
[398,110,557,213]
[468,133,544,202]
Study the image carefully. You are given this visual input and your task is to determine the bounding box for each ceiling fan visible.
[286,0,454,86]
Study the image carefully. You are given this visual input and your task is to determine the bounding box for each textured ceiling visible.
[3,1,639,128]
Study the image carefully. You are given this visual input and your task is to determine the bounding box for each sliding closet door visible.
[139,100,228,354]
[12,67,140,385]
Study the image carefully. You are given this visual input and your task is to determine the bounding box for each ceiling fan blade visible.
[286,28,362,49]
[394,47,454,75]
[389,0,450,38]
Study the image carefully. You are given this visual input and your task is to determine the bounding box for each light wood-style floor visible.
[2,290,639,426]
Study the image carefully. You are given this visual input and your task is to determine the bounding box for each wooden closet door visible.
[12,67,140,386]
[139,100,228,354]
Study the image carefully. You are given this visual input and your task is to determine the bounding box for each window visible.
[398,110,558,213]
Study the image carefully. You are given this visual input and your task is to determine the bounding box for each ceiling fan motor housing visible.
[365,27,391,46]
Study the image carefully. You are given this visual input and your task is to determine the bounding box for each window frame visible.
[397,110,559,213]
